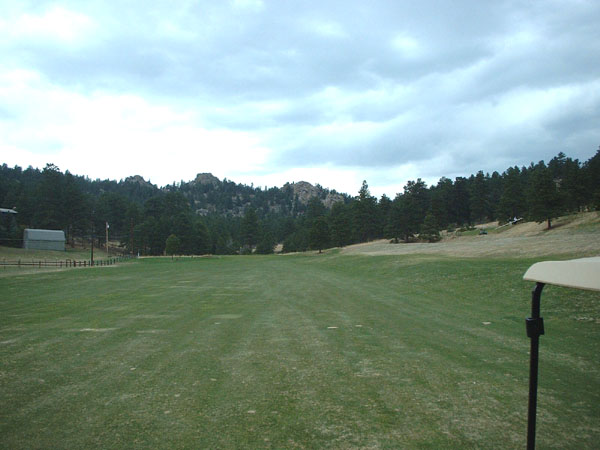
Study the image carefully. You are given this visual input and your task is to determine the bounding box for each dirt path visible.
[342,212,600,258]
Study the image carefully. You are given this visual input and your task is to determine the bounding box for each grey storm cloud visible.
[1,0,599,193]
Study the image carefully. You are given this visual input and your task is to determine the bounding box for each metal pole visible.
[91,214,94,267]
[526,282,545,450]
[130,218,134,256]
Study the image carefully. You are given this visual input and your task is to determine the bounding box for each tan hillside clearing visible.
[342,212,600,258]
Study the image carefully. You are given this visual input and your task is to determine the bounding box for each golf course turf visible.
[1,252,598,448]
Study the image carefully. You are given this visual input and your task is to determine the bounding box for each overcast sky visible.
[1,0,599,198]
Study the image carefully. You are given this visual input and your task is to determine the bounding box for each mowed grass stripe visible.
[1,254,598,448]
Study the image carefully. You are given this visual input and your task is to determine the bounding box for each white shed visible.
[23,229,66,251]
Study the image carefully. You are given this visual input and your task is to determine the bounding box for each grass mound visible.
[343,212,600,258]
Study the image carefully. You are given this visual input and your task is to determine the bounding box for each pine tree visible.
[429,177,453,229]
[497,166,526,222]
[309,216,330,253]
[387,194,411,242]
[165,234,181,259]
[378,194,392,237]
[353,180,378,242]
[255,231,275,254]
[33,163,65,229]
[306,196,326,223]
[420,212,441,242]
[63,172,89,245]
[241,206,259,250]
[527,162,562,229]
[329,202,353,247]
[451,177,471,226]
[584,148,600,209]
[469,171,488,223]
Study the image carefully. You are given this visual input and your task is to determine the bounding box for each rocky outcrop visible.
[124,175,154,188]
[285,181,345,208]
[287,181,320,204]
[193,173,221,186]
[324,191,345,208]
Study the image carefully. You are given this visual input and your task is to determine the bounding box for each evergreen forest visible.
[1,148,599,255]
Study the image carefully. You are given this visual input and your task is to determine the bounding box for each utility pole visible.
[90,212,94,266]
[105,222,109,256]
[130,218,134,256]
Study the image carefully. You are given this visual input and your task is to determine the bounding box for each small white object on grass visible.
[327,326,338,329]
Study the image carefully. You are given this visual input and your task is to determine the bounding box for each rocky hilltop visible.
[118,172,348,218]
[175,173,348,218]
[193,173,221,186]
[285,181,345,208]
[124,175,155,188]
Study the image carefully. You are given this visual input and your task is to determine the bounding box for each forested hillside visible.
[1,149,599,255]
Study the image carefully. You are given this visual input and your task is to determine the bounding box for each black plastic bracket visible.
[526,317,545,338]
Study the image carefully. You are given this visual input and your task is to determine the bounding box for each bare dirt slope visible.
[342,212,600,258]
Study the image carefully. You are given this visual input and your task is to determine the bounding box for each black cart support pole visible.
[526,282,545,450]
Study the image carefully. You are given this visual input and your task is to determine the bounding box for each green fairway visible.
[1,253,598,448]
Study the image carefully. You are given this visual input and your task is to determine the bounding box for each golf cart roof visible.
[523,257,600,292]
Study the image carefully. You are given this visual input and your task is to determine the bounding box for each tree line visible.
[1,149,599,255]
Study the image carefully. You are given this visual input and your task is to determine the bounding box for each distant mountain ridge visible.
[2,149,599,256]
[154,172,350,218]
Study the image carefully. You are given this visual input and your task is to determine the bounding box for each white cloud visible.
[306,20,347,39]
[0,5,96,44]
[231,0,264,12]
[391,34,421,58]
[0,70,270,184]
[1,0,599,198]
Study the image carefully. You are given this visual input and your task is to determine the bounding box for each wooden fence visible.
[0,255,133,269]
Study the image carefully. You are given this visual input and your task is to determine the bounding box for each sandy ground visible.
[342,212,600,258]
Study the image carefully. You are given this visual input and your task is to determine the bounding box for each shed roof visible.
[24,229,66,242]
[0,208,17,214]
[523,257,600,292]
